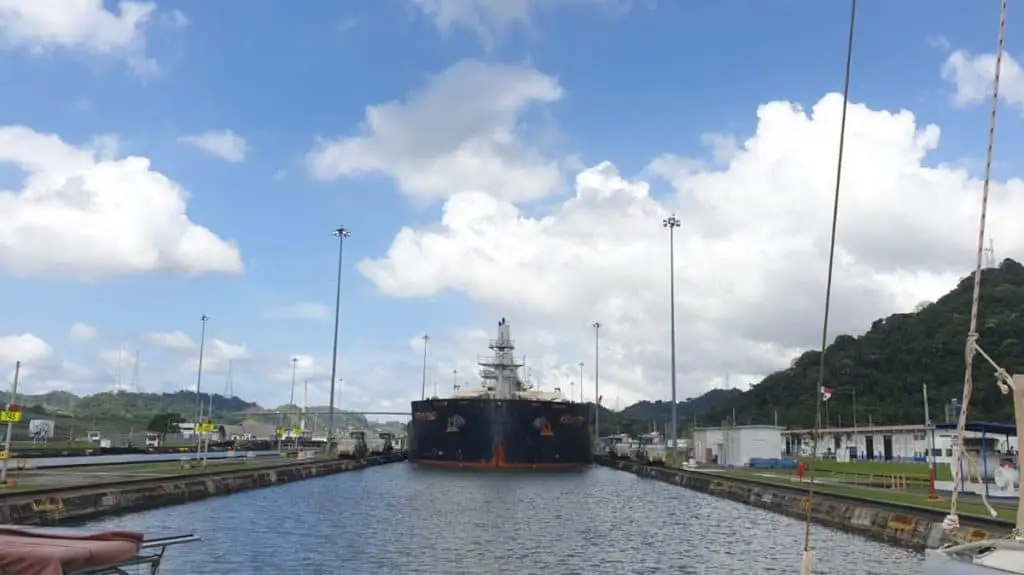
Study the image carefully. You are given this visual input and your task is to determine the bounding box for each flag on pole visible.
[820,386,834,402]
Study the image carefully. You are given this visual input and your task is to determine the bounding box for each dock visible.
[0,451,407,525]
[595,455,1015,550]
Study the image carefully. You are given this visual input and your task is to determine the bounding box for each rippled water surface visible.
[79,462,930,574]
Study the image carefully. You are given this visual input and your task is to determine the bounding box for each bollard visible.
[928,467,939,500]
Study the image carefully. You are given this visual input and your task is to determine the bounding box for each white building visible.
[693,425,783,467]
[782,423,1017,464]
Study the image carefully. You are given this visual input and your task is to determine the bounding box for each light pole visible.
[420,334,430,400]
[289,357,298,427]
[0,361,21,485]
[578,361,584,403]
[591,321,601,445]
[327,226,351,445]
[452,369,457,395]
[663,214,681,463]
[195,314,209,423]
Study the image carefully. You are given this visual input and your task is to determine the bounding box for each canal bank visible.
[595,456,1013,549]
[0,452,407,525]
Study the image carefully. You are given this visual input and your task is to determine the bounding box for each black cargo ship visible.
[409,318,593,469]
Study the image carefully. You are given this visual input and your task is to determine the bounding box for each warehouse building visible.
[692,424,784,467]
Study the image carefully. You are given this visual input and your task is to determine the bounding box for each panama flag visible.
[820,386,834,401]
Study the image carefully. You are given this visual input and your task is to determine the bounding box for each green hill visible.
[700,258,1024,428]
[0,389,369,434]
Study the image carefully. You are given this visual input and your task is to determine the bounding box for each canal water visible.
[79,463,928,574]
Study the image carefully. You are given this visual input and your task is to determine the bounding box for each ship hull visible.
[408,398,593,469]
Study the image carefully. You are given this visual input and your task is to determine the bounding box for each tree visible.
[699,259,1024,427]
[146,412,184,442]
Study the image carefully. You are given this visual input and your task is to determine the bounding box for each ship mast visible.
[477,318,524,399]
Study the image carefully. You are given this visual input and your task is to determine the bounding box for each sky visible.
[0,0,1022,420]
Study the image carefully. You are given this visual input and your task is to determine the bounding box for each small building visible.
[781,422,1017,464]
[692,425,783,467]
[782,424,927,461]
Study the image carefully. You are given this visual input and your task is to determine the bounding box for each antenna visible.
[130,350,140,391]
[224,360,234,398]
[114,344,124,393]
[984,238,996,267]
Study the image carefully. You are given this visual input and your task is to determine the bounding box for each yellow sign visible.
[196,422,216,433]
[0,410,22,423]
[0,451,8,460]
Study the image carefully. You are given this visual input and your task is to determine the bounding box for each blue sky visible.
[0,0,1021,418]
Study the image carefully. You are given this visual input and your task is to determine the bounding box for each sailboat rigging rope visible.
[944,0,1010,535]
[801,2,858,573]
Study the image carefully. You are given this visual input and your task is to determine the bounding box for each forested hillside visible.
[700,259,1024,428]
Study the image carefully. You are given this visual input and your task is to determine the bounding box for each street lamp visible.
[195,314,209,423]
[591,321,601,444]
[327,226,351,444]
[578,361,584,403]
[420,334,430,400]
[289,357,298,427]
[663,214,681,463]
[452,369,457,395]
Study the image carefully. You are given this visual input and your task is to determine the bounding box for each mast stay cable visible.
[800,1,858,573]
[944,0,1012,536]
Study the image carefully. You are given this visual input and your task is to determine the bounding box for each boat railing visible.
[68,533,200,575]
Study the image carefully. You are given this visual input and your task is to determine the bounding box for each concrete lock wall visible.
[595,457,1012,550]
[0,453,407,526]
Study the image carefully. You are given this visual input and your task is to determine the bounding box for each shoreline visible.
[595,457,1013,549]
[0,453,407,526]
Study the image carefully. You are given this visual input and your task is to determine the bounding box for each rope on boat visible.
[801,2,858,573]
[944,0,1011,537]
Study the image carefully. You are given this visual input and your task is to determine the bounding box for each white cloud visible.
[186,338,250,374]
[407,0,637,50]
[143,331,194,350]
[0,0,176,75]
[0,125,244,280]
[68,322,98,342]
[265,302,330,321]
[306,59,564,203]
[357,89,1024,404]
[0,333,53,364]
[98,344,133,367]
[942,49,1024,110]
[178,130,248,163]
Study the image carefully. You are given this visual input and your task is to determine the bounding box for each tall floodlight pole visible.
[663,214,681,463]
[328,226,351,445]
[578,361,584,403]
[289,357,298,426]
[195,314,209,423]
[591,321,601,446]
[420,334,430,399]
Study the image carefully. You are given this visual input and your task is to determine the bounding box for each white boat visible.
[929,0,1024,572]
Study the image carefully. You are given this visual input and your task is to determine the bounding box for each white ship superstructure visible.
[450,318,567,403]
